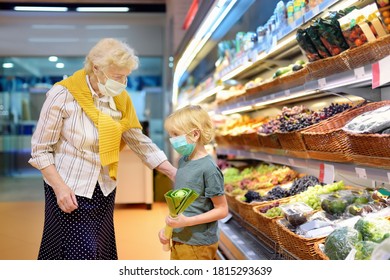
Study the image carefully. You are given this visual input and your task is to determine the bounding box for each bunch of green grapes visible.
[264,207,283,218]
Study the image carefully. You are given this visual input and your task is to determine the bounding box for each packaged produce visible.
[354,240,378,259]
[343,105,390,134]
[315,17,350,56]
[280,202,315,227]
[354,216,390,243]
[306,25,332,58]
[371,238,390,259]
[375,0,390,8]
[324,226,362,260]
[338,9,369,48]
[296,28,322,61]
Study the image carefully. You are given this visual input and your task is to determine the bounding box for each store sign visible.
[372,55,390,89]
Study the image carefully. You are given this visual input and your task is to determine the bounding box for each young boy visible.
[158,105,228,260]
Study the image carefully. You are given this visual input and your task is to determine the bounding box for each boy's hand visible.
[158,228,169,245]
[165,214,188,228]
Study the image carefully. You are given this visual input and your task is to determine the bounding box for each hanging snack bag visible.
[315,16,350,56]
[296,28,322,61]
[306,24,332,58]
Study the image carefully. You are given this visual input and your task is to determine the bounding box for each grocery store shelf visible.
[216,64,377,115]
[217,147,390,185]
[218,212,285,260]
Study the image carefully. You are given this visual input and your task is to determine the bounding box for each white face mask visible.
[97,71,127,97]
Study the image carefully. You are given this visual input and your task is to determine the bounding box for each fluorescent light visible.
[85,25,129,30]
[56,63,65,69]
[172,0,237,106]
[76,7,129,12]
[2,63,14,69]
[32,25,76,30]
[14,6,68,12]
[48,56,58,62]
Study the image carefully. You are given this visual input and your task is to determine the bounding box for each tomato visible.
[354,38,364,47]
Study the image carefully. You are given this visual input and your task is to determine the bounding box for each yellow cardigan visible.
[57,69,141,180]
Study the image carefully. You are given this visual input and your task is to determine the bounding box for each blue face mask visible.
[169,134,195,156]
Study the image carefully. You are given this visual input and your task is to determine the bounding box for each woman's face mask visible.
[169,134,195,156]
[97,70,127,97]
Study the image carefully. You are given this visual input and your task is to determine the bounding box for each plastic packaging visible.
[280,202,314,227]
[343,105,390,133]
[296,28,322,61]
[371,238,390,260]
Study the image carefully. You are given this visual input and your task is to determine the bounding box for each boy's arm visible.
[165,195,228,228]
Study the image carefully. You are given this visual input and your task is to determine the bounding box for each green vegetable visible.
[324,226,362,260]
[354,241,378,260]
[354,217,390,243]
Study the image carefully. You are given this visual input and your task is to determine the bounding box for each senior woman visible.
[29,38,176,260]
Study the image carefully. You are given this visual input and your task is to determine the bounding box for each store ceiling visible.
[0,1,167,77]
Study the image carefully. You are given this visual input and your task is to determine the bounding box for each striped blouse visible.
[29,76,167,199]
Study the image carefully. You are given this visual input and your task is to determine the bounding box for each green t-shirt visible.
[172,154,224,245]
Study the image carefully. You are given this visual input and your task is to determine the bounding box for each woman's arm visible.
[165,195,229,228]
[122,128,177,181]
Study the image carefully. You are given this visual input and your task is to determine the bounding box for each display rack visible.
[173,0,390,260]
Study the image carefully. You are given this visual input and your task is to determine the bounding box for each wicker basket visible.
[236,195,290,228]
[252,203,284,243]
[306,51,351,81]
[312,241,329,260]
[277,67,310,91]
[276,129,308,152]
[226,192,239,214]
[343,34,390,70]
[347,133,390,168]
[258,133,282,149]
[302,101,390,162]
[242,131,262,150]
[275,219,327,260]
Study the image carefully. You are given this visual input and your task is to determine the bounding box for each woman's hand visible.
[53,184,78,214]
[158,228,170,245]
[165,214,188,228]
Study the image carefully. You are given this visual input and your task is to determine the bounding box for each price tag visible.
[319,163,335,184]
[318,78,326,88]
[372,55,390,89]
[268,155,273,162]
[355,167,367,179]
[284,89,290,96]
[288,158,295,166]
[387,173,390,184]
[354,67,365,79]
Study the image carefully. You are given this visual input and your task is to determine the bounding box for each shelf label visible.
[354,67,365,79]
[388,173,390,184]
[372,55,390,89]
[288,158,295,166]
[318,78,326,88]
[319,163,335,184]
[268,155,273,162]
[355,167,367,179]
[284,89,290,96]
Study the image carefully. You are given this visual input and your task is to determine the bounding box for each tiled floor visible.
[0,175,170,260]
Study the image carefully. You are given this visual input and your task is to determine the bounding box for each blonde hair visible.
[165,105,214,145]
[84,38,139,75]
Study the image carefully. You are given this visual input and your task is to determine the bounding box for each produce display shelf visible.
[217,147,390,184]
[218,210,286,260]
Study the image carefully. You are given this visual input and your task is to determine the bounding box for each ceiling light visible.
[49,56,58,62]
[14,6,68,12]
[2,63,14,69]
[85,25,129,30]
[56,63,65,69]
[76,7,129,13]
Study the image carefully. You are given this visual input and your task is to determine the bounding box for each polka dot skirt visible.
[38,182,117,260]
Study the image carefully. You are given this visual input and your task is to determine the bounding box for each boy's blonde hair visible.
[84,38,139,75]
[165,105,214,145]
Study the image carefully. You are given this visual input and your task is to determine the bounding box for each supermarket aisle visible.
[0,177,170,260]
